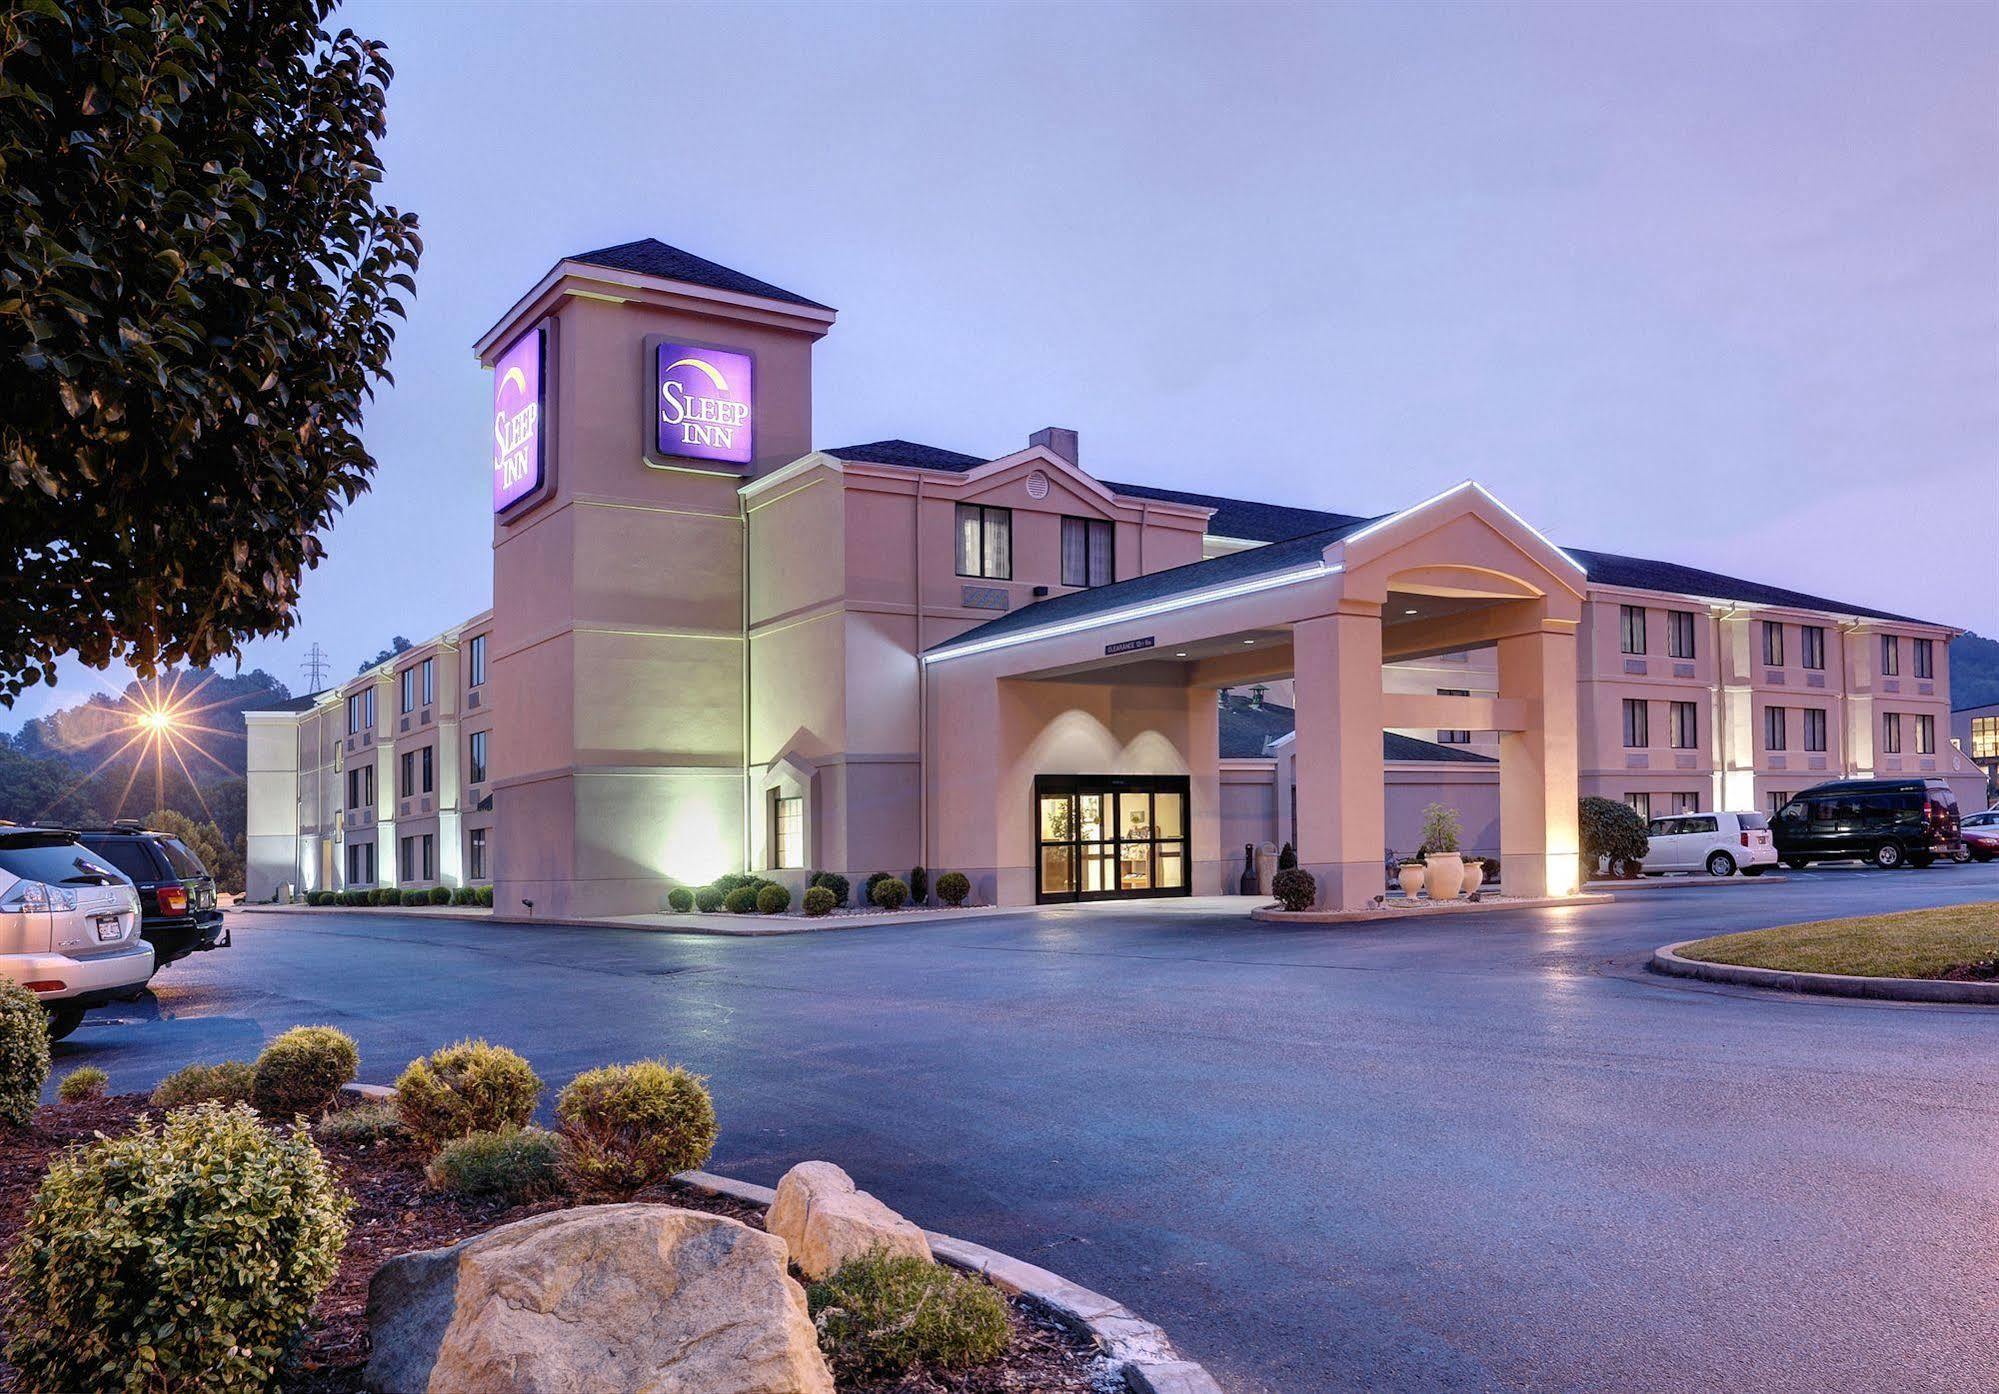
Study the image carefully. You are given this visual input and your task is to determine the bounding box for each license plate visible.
[93,915,122,943]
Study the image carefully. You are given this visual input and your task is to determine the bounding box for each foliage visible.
[251,1025,358,1119]
[55,1066,107,1105]
[802,885,837,917]
[713,873,754,894]
[1579,796,1650,877]
[695,885,724,913]
[810,871,850,905]
[0,982,50,1126]
[6,1102,349,1394]
[1951,632,1999,710]
[477,885,493,907]
[426,1126,562,1203]
[392,1038,541,1153]
[314,1100,402,1145]
[756,882,791,914]
[151,1059,253,1110]
[863,871,894,905]
[554,1060,717,1198]
[427,885,450,904]
[356,636,411,675]
[399,889,424,906]
[907,866,929,903]
[1271,867,1316,912]
[304,889,327,905]
[665,886,694,912]
[451,886,477,905]
[140,807,239,894]
[0,1,423,702]
[936,871,970,907]
[374,887,399,906]
[723,885,758,914]
[1418,803,1463,855]
[870,877,910,910]
[807,1247,1010,1381]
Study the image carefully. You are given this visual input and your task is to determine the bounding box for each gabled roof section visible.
[823,439,987,472]
[1099,480,1373,543]
[244,693,323,714]
[569,239,832,311]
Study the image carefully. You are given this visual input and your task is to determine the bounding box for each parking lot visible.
[53,861,1999,1393]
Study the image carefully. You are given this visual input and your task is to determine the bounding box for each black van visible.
[1769,779,1962,869]
[72,824,227,970]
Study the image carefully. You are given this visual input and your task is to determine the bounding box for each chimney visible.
[1029,426,1078,464]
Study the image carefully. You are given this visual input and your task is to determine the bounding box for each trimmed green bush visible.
[802,885,837,917]
[151,1060,254,1110]
[304,890,326,906]
[427,1126,562,1202]
[723,885,758,914]
[870,877,910,910]
[936,871,971,907]
[477,885,494,907]
[756,883,791,914]
[393,1039,542,1153]
[55,1067,107,1105]
[427,885,452,905]
[375,887,400,906]
[451,886,477,905]
[713,873,753,895]
[695,885,724,913]
[666,886,695,912]
[555,1059,717,1198]
[314,1100,403,1146]
[1271,867,1316,912]
[0,981,50,1127]
[807,1247,1010,1380]
[863,871,893,905]
[809,870,850,906]
[907,866,929,904]
[1276,842,1298,870]
[7,1102,349,1394]
[400,889,425,907]
[251,1025,359,1120]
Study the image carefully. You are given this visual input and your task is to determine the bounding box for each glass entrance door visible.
[1035,774,1193,903]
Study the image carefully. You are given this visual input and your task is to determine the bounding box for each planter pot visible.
[1423,852,1465,901]
[1460,860,1485,896]
[1397,864,1425,899]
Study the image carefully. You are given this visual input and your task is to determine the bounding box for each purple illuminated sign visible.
[652,341,754,467]
[491,328,545,513]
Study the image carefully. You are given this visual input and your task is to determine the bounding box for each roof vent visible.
[1029,427,1078,463]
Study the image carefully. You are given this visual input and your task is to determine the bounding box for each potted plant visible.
[1418,803,1465,900]
[1396,857,1425,899]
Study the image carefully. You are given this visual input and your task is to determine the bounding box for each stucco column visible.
[1498,622,1581,897]
[1293,605,1385,909]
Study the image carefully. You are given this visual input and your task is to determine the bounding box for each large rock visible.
[364,1203,832,1394]
[766,1160,933,1281]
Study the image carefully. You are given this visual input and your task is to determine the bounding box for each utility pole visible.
[300,642,331,693]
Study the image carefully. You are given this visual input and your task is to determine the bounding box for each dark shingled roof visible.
[825,440,986,472]
[246,693,322,713]
[569,239,832,311]
[1099,480,1374,543]
[1218,695,1497,763]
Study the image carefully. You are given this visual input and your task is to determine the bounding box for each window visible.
[468,827,488,881]
[421,834,435,881]
[1619,605,1646,655]
[347,768,361,810]
[1622,698,1649,748]
[954,503,1012,580]
[1881,634,1899,676]
[1801,625,1825,671]
[1803,707,1827,753]
[1881,711,1901,754]
[1625,792,1652,820]
[346,765,376,810]
[1764,706,1786,752]
[772,794,803,870]
[421,657,435,707]
[347,692,365,734]
[468,730,488,785]
[1974,716,1999,760]
[1671,791,1701,815]
[1761,621,1784,668]
[1436,688,1471,745]
[345,841,375,886]
[399,750,414,800]
[399,666,416,714]
[1767,790,1792,815]
[467,634,487,688]
[419,745,434,794]
[1668,701,1698,750]
[1914,639,1933,680]
[347,687,376,734]
[366,687,375,728]
[1060,516,1114,588]
[398,836,414,882]
[1667,610,1696,660]
[1915,714,1934,755]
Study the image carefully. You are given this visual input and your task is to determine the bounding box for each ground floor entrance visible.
[1034,774,1192,903]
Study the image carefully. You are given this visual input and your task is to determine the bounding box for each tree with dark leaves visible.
[0,0,421,703]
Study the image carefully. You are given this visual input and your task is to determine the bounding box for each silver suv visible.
[0,827,154,1040]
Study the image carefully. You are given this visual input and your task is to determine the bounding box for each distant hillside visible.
[1953,633,1999,710]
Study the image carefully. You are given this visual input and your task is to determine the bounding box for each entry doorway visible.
[1034,774,1192,903]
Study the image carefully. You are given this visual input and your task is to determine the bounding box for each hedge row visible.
[304,885,493,908]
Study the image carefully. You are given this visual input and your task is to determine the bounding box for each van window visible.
[77,838,164,884]
[1687,816,1718,834]
[153,837,209,879]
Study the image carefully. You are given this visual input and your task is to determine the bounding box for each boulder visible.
[364,1203,832,1394]
[766,1160,933,1281]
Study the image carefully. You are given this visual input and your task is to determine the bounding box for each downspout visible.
[741,485,753,873]
[916,471,928,872]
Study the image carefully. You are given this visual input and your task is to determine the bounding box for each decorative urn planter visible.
[1423,851,1465,901]
[1397,863,1426,899]
[1459,859,1485,896]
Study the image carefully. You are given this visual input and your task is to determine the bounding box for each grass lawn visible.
[1678,902,1999,978]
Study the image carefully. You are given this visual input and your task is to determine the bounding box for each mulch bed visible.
[0,1096,1104,1393]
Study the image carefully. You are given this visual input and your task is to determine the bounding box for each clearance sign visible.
[647,339,754,469]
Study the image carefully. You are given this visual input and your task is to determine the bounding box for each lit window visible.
[1061,517,1115,588]
[954,503,1012,580]
[1914,639,1932,680]
[1619,606,1646,656]
[1973,717,1999,760]
[772,795,804,870]
[1767,790,1791,814]
[1671,791,1701,815]
[1915,714,1934,755]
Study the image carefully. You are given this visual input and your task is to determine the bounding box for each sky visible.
[13,0,1997,727]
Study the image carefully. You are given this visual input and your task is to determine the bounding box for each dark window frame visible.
[1914,638,1933,680]
[1668,700,1698,750]
[954,502,1013,581]
[1762,621,1784,668]
[1619,605,1646,656]
[467,634,488,688]
[1881,634,1899,676]
[1764,705,1787,752]
[1802,707,1827,753]
[1801,625,1825,671]
[1666,610,1696,660]
[1882,711,1902,754]
[1622,698,1649,748]
[468,730,488,785]
[1060,516,1115,589]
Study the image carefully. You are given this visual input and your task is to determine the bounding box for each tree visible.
[0,0,421,704]
[357,635,411,674]
[141,807,239,893]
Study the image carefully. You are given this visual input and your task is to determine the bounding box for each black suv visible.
[1770,779,1963,869]
[73,824,228,970]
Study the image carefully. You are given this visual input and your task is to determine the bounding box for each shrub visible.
[809,871,850,906]
[802,885,837,917]
[1271,867,1316,912]
[870,877,910,910]
[862,871,893,905]
[936,871,970,907]
[400,889,425,907]
[452,886,478,905]
[251,1025,359,1120]
[55,1067,107,1105]
[695,885,724,913]
[713,873,753,895]
[427,1126,563,1203]
[0,982,50,1127]
[7,1103,349,1394]
[554,1060,717,1197]
[1418,803,1463,855]
[1277,842,1298,870]
[756,883,791,914]
[1480,856,1500,883]
[374,887,400,907]
[723,885,759,914]
[304,890,325,906]
[907,866,929,904]
[477,885,494,907]
[393,1039,542,1152]
[151,1060,254,1110]
[1580,796,1650,878]
[315,1100,403,1146]
[427,885,452,905]
[666,886,695,912]
[807,1247,1010,1380]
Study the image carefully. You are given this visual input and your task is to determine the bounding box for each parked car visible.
[1641,811,1778,877]
[0,826,155,1040]
[1960,808,1998,863]
[74,823,227,971]
[1770,779,1963,869]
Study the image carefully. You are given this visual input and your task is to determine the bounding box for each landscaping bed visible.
[1676,902,1999,980]
[0,1093,1102,1393]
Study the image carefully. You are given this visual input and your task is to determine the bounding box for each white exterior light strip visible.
[1339,479,1589,577]
[924,560,1340,664]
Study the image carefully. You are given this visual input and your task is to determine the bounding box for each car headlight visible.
[0,882,79,913]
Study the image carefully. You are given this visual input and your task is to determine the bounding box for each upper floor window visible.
[955,503,1012,581]
[1621,698,1648,748]
[1914,714,1935,755]
[1880,634,1899,676]
[420,744,434,795]
[1619,606,1646,655]
[1913,638,1933,680]
[1061,517,1114,588]
[347,688,375,734]
[1670,791,1701,815]
[1761,621,1784,668]
[1973,716,1999,760]
[421,657,435,707]
[1881,711,1901,754]
[1666,610,1695,660]
[1803,707,1827,752]
[1625,791,1652,820]
[468,730,489,785]
[468,827,488,881]
[1801,625,1825,671]
[399,666,416,714]
[467,634,488,688]
[1763,705,1786,752]
[398,749,414,800]
[1668,700,1698,750]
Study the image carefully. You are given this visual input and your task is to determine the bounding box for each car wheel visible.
[1910,853,1935,869]
[1706,851,1737,877]
[44,1005,85,1043]
[1784,858,1810,871]
[1951,847,1972,863]
[1872,842,1904,869]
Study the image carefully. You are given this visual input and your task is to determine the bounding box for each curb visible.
[242,901,1021,937]
[1651,941,1999,1004]
[1251,891,1612,924]
[1591,875,1789,892]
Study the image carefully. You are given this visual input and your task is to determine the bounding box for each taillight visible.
[157,885,188,916]
[1740,832,1750,848]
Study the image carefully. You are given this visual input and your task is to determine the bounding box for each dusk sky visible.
[14,0,1997,725]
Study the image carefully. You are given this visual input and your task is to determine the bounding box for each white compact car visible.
[1642,811,1779,877]
[0,827,154,1040]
